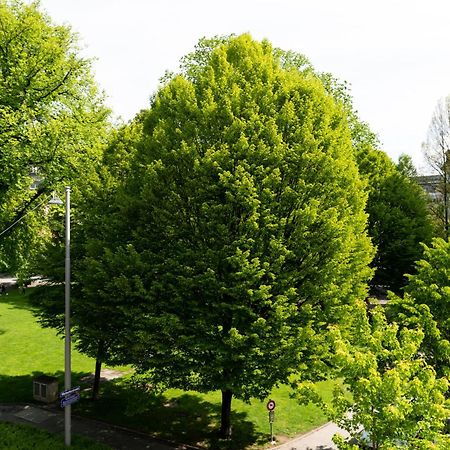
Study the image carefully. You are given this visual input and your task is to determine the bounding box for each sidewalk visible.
[272,421,349,450]
[0,403,194,450]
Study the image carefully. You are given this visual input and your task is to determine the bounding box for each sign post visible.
[266,399,276,444]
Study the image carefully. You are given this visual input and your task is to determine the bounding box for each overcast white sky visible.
[37,0,450,173]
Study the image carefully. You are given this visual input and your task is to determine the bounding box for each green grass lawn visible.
[0,288,334,449]
[0,422,111,449]
[0,288,102,402]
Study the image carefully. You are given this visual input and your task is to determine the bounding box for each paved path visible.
[273,422,349,450]
[0,403,193,449]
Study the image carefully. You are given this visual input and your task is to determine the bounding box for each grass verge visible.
[0,422,111,449]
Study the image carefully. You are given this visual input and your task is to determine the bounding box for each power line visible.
[0,195,52,238]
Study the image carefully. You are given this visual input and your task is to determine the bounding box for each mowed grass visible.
[0,288,334,449]
[0,288,98,402]
[0,289,96,374]
[0,422,111,450]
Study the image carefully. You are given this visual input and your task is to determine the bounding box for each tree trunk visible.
[220,389,233,439]
[92,341,104,400]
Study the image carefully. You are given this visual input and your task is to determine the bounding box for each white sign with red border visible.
[266,399,276,411]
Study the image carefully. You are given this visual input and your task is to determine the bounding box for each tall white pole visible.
[64,186,71,447]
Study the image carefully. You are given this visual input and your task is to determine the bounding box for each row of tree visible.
[2,1,450,446]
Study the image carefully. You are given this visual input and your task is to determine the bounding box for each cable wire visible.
[0,194,52,238]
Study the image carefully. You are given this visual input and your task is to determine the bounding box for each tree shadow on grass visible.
[78,379,266,450]
[0,288,37,312]
[0,371,93,404]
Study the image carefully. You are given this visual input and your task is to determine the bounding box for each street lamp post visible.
[47,187,72,446]
[64,186,71,447]
[1,187,72,444]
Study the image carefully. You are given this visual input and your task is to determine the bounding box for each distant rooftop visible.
[415,174,441,199]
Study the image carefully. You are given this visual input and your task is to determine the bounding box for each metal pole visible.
[64,187,71,447]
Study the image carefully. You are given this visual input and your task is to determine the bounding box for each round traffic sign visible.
[266,399,276,411]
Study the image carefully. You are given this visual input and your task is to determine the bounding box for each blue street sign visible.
[60,392,80,408]
[60,386,80,399]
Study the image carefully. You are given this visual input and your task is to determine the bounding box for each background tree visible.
[367,163,433,293]
[397,153,418,178]
[115,34,373,438]
[0,0,109,275]
[351,143,433,293]
[422,96,450,239]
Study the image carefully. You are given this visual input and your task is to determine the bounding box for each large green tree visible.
[116,34,373,438]
[0,0,108,274]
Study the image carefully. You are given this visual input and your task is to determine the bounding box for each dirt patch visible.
[80,368,131,384]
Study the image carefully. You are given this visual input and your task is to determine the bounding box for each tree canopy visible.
[0,0,108,274]
[387,238,450,376]
[109,34,374,437]
[355,147,433,293]
[30,117,144,398]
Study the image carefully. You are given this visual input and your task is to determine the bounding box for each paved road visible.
[273,422,349,450]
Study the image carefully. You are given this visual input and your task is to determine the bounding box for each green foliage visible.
[117,34,373,405]
[369,168,433,293]
[0,0,109,274]
[387,293,450,378]
[356,147,433,293]
[69,118,144,364]
[295,305,450,449]
[30,118,144,369]
[405,239,450,332]
[388,238,450,376]
[397,153,418,178]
